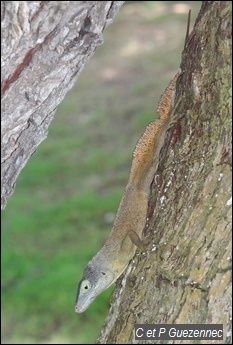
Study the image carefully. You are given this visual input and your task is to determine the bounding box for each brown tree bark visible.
[1,1,124,209]
[97,2,232,344]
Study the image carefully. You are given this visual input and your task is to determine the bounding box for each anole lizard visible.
[75,73,179,313]
[75,12,190,313]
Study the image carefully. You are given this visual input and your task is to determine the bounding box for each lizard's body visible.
[75,74,179,313]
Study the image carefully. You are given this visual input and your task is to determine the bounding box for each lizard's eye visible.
[101,271,106,276]
[81,279,91,292]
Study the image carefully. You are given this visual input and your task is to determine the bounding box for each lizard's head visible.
[74,261,115,313]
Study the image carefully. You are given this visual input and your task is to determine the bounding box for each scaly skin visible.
[75,73,179,313]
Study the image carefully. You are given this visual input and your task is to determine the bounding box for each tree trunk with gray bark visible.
[1,1,124,209]
[97,2,232,344]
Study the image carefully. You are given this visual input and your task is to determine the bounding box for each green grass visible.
[1,2,202,344]
[2,186,118,344]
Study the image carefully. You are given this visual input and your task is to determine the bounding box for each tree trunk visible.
[97,2,232,344]
[1,1,124,209]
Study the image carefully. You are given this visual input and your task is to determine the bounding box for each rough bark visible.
[97,2,232,344]
[1,1,124,209]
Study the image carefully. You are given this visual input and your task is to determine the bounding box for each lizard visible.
[74,11,191,314]
[75,73,179,313]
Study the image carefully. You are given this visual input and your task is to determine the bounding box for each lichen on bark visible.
[97,2,232,344]
[1,1,124,209]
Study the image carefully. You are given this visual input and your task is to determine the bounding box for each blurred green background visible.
[1,2,201,344]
